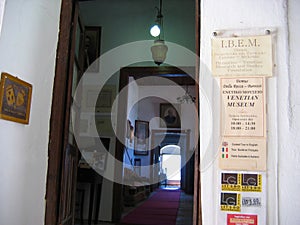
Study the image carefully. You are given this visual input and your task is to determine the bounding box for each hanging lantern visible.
[151,40,168,65]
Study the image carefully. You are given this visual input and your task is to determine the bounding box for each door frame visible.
[44,0,76,224]
[44,0,201,224]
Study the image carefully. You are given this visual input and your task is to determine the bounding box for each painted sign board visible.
[0,73,32,124]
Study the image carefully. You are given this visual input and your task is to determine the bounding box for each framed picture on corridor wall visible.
[84,26,101,72]
[160,103,181,128]
[134,120,149,155]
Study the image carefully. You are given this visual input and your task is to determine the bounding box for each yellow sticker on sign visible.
[221,173,242,191]
[241,174,262,192]
[220,192,241,212]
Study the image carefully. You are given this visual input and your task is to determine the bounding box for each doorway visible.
[161,145,181,187]
[151,128,194,193]
[117,66,197,224]
[45,0,201,224]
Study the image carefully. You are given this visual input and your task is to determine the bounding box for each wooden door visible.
[45,0,85,224]
[58,2,85,224]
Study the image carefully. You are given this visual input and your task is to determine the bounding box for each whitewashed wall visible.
[281,0,300,223]
[0,1,61,224]
[200,0,300,224]
[0,0,5,37]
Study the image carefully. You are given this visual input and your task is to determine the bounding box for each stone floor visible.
[176,191,193,225]
[75,186,194,225]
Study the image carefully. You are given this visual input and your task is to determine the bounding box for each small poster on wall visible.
[219,137,266,171]
[227,214,258,225]
[220,77,266,138]
[211,35,273,77]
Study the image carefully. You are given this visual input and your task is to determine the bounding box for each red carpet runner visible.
[120,189,181,225]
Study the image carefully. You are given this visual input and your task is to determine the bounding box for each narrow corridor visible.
[75,186,193,225]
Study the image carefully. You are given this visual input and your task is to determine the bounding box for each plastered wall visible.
[0,0,61,224]
[199,0,300,224]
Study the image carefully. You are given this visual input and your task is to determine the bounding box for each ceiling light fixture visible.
[150,0,168,65]
[150,24,160,37]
